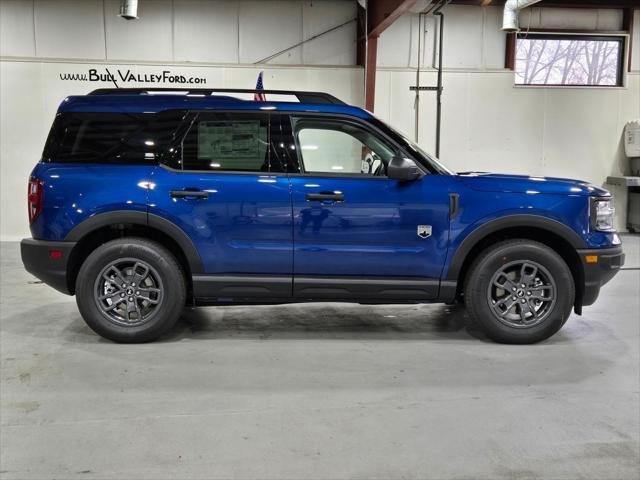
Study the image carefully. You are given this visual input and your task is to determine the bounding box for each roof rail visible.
[89,88,346,105]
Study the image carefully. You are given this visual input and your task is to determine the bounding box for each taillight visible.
[28,177,44,224]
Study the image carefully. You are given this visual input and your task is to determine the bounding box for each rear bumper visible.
[21,238,76,295]
[577,245,625,308]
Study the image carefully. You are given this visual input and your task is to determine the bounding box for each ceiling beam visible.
[364,0,419,112]
[368,0,419,38]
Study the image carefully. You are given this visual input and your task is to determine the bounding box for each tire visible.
[76,238,186,343]
[464,239,574,344]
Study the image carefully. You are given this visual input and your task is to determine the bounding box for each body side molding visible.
[193,274,292,299]
[65,210,148,241]
[294,276,439,301]
[65,210,204,274]
[192,274,441,303]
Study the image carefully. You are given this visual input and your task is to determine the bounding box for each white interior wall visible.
[0,0,357,65]
[375,5,504,70]
[522,7,624,30]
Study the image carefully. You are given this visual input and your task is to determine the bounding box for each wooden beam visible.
[365,36,378,112]
[356,2,367,66]
[368,0,419,38]
[363,1,418,113]
[505,32,516,70]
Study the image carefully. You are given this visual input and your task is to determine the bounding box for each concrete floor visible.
[1,236,639,480]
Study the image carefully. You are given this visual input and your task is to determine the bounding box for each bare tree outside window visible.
[515,35,623,86]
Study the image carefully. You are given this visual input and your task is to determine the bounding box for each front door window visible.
[293,119,398,176]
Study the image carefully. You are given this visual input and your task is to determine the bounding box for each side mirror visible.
[387,156,424,182]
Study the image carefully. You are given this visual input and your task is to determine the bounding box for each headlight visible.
[590,197,615,232]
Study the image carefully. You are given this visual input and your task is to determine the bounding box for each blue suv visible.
[21,88,625,344]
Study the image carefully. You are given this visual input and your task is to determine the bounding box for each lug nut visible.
[120,293,125,298]
[128,297,133,302]
[512,296,517,300]
[521,299,526,303]
[136,291,140,295]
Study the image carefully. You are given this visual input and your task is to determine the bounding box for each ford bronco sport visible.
[21,88,625,343]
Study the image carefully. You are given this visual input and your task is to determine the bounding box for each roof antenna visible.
[104,68,119,88]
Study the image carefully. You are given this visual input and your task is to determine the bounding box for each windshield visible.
[371,118,453,175]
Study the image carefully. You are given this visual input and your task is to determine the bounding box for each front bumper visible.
[21,238,76,295]
[577,245,625,309]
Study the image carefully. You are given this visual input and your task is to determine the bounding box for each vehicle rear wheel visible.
[76,238,186,343]
[464,239,574,344]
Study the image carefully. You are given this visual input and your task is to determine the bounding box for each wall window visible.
[515,34,624,87]
[294,119,397,176]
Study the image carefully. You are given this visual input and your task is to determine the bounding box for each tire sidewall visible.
[466,241,575,344]
[76,239,185,343]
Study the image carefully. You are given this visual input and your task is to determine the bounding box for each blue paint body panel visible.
[289,174,452,279]
[148,167,293,274]
[29,162,153,241]
[456,174,618,249]
[26,92,622,303]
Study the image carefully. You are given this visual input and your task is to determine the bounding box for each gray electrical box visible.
[629,191,640,232]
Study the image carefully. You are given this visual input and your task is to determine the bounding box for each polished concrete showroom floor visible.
[1,236,639,480]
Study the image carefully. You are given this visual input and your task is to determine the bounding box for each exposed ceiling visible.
[448,0,640,6]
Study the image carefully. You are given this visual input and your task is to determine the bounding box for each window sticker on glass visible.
[197,121,265,160]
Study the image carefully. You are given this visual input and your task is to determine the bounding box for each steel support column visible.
[364,0,418,112]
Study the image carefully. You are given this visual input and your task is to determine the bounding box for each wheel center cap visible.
[126,288,134,295]
[517,289,525,297]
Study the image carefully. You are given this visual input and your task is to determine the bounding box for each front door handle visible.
[306,192,345,202]
[170,189,209,199]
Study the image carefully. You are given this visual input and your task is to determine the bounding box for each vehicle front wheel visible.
[464,239,574,344]
[75,238,186,343]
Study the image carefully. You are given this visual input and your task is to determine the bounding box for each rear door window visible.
[166,112,284,172]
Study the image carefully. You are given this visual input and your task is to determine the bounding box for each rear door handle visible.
[170,189,209,199]
[306,192,345,202]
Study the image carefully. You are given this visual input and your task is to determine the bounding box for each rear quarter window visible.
[43,111,186,164]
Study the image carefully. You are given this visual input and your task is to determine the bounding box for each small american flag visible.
[254,71,266,101]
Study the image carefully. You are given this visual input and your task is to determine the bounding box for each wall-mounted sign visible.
[59,68,206,86]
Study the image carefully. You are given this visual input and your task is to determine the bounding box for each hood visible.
[457,172,610,197]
